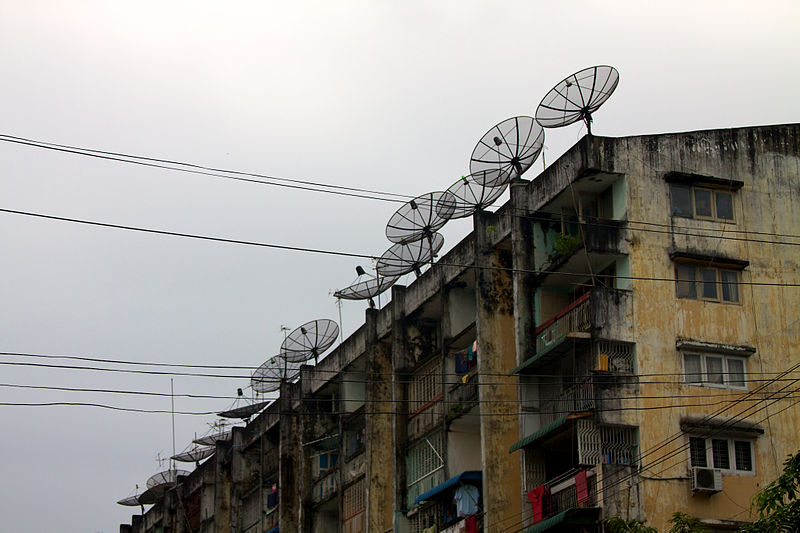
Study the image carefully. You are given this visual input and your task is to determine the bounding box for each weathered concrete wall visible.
[475,210,522,532]
[594,125,800,529]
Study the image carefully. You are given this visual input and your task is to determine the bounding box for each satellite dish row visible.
[334,65,619,307]
[119,65,619,509]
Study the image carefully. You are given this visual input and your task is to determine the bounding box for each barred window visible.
[409,358,442,414]
[689,437,754,474]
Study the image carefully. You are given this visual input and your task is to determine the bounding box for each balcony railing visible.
[446,371,479,419]
[539,377,595,426]
[535,293,592,353]
[526,468,598,526]
[312,470,339,504]
[550,468,598,513]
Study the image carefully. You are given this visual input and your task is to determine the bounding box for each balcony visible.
[524,468,600,533]
[312,470,339,504]
[512,288,632,376]
[539,378,594,427]
[446,369,479,420]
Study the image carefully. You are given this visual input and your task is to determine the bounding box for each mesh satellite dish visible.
[469,116,544,179]
[217,400,270,419]
[251,356,301,393]
[172,446,215,463]
[117,495,144,506]
[436,173,509,220]
[386,192,456,244]
[147,469,189,492]
[193,429,232,447]
[281,319,340,364]
[334,265,399,308]
[376,232,444,278]
[535,65,619,134]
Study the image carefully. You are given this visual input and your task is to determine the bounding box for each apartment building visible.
[120,123,800,533]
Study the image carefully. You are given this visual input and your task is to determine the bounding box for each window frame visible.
[670,183,736,222]
[687,436,755,475]
[674,263,742,304]
[682,351,748,390]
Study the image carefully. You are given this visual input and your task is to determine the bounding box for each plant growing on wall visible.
[740,451,800,532]
[546,233,582,263]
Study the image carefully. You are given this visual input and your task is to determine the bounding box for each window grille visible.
[595,341,635,374]
[408,503,440,533]
[343,477,366,519]
[406,431,445,508]
[523,448,547,491]
[409,358,442,414]
[578,420,638,466]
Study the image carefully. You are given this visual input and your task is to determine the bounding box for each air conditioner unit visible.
[691,467,722,493]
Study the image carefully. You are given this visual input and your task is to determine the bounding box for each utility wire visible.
[3,207,800,288]
[0,134,410,203]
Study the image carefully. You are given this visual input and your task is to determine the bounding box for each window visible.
[675,264,741,303]
[670,184,735,221]
[683,352,747,389]
[689,437,754,474]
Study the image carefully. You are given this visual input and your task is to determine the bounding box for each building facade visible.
[121,123,800,533]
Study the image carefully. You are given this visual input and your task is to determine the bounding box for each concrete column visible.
[230,427,246,532]
[510,178,536,366]
[365,307,394,533]
[510,179,536,519]
[474,209,522,532]
[279,382,300,533]
[298,364,316,533]
[214,439,231,533]
[390,285,411,533]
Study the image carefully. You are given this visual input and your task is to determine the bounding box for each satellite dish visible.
[280,319,339,364]
[193,429,232,447]
[217,400,270,419]
[117,495,144,506]
[535,65,619,134]
[436,173,509,220]
[172,446,215,463]
[469,116,544,179]
[145,469,190,492]
[376,232,444,278]
[334,265,399,308]
[251,356,301,393]
[386,192,456,244]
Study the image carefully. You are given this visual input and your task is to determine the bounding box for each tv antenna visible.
[535,65,619,134]
[376,232,444,278]
[334,265,399,308]
[469,116,544,179]
[280,319,340,365]
[436,172,509,220]
[385,192,456,244]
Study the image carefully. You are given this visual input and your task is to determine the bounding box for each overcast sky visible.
[2,1,799,531]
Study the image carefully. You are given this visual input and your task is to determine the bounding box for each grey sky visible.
[1,1,799,531]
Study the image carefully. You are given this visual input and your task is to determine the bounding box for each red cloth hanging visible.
[527,484,551,522]
[464,515,478,533]
[575,470,589,504]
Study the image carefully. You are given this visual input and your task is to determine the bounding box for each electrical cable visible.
[3,207,800,288]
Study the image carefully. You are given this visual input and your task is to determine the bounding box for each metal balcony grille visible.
[578,420,638,466]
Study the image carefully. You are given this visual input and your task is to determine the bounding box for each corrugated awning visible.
[509,416,570,453]
[413,470,481,505]
[522,507,601,533]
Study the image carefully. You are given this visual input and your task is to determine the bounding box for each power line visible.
[0,134,410,203]
[4,207,800,289]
